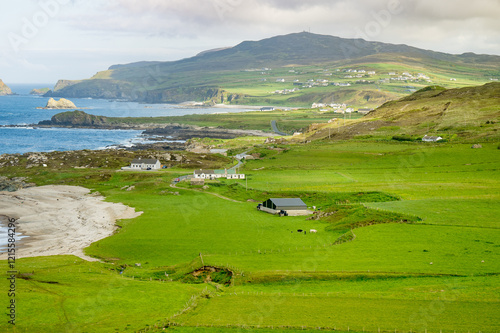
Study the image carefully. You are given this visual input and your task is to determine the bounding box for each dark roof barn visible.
[262,198,307,211]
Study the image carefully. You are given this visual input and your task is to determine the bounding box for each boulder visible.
[0,176,36,192]
[43,98,77,109]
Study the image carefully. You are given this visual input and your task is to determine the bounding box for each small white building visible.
[129,158,161,170]
[194,169,245,180]
[422,135,443,142]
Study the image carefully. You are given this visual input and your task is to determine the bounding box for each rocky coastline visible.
[0,108,275,156]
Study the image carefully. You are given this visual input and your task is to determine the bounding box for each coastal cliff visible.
[0,79,13,96]
[46,80,231,104]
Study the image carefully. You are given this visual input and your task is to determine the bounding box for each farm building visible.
[422,135,443,142]
[193,169,245,179]
[122,158,161,170]
[258,198,310,216]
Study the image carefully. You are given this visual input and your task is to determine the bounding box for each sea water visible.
[0,84,253,155]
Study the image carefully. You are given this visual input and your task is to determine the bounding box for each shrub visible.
[392,135,413,141]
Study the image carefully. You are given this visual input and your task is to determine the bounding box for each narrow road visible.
[271,120,289,136]
[170,183,242,203]
[230,150,249,171]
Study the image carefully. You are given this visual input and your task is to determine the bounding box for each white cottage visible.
[422,135,443,142]
[130,158,161,170]
[193,169,245,179]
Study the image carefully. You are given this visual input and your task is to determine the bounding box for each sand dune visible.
[0,185,141,261]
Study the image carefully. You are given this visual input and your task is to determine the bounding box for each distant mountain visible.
[46,32,500,105]
[0,79,13,96]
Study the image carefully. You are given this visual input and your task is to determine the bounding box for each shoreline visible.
[0,185,142,261]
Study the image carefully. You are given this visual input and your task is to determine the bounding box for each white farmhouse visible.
[193,169,245,179]
[422,135,443,142]
[129,158,161,170]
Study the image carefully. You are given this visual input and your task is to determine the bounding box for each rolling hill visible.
[304,82,500,142]
[46,32,500,107]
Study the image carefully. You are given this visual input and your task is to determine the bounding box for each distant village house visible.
[193,169,245,179]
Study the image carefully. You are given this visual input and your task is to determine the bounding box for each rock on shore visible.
[0,176,36,192]
[40,97,77,109]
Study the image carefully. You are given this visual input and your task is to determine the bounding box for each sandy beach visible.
[0,185,141,261]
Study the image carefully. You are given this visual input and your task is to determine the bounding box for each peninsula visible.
[30,87,51,95]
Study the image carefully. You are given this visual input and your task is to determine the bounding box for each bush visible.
[392,135,413,141]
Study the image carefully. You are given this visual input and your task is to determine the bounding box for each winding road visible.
[271,120,289,136]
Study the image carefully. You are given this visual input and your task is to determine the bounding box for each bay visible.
[0,84,253,155]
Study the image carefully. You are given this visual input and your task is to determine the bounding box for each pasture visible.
[1,140,499,332]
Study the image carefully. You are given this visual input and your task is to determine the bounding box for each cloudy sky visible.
[1,0,499,84]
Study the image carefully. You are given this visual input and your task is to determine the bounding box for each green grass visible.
[1,138,499,332]
[80,108,363,133]
[366,199,500,228]
[0,256,207,333]
[178,294,499,332]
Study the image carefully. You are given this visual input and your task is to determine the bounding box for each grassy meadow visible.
[1,137,499,332]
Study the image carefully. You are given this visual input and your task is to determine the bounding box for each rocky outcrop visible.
[0,176,36,192]
[40,98,77,109]
[39,110,108,126]
[0,79,13,96]
[30,88,50,95]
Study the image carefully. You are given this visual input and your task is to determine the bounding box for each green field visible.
[1,137,499,332]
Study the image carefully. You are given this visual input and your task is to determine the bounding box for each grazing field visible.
[99,107,364,133]
[1,139,499,332]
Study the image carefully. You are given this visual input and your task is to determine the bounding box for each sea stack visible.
[0,79,13,96]
[42,97,77,109]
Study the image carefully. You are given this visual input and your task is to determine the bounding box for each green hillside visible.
[1,140,499,332]
[303,82,500,142]
[46,33,500,108]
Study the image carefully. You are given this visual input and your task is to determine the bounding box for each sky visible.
[1,0,499,84]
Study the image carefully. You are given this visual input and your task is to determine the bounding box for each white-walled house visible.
[422,135,443,142]
[193,169,245,179]
[128,158,161,170]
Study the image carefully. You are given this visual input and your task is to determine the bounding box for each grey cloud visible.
[59,0,500,54]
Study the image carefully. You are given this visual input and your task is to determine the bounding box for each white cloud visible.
[1,0,499,82]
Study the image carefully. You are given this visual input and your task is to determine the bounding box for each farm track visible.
[170,183,243,203]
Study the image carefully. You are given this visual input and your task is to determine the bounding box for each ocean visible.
[0,84,253,155]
